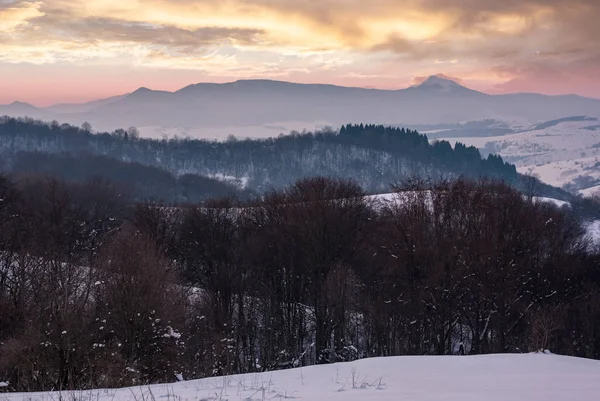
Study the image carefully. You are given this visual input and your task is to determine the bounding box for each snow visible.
[439,118,600,192]
[162,326,182,339]
[585,220,600,243]
[366,192,397,203]
[532,196,570,208]
[579,184,600,198]
[368,192,571,209]
[3,354,600,400]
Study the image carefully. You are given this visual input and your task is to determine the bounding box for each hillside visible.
[3,354,599,400]
[2,78,599,196]
[2,151,252,203]
[1,173,599,393]
[0,118,518,195]
[441,117,600,193]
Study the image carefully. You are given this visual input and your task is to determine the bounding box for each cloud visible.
[489,52,600,98]
[0,1,43,32]
[0,5,266,64]
[1,0,600,101]
[4,0,600,61]
[39,17,265,59]
[69,19,263,49]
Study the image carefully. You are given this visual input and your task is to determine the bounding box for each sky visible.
[1,0,599,106]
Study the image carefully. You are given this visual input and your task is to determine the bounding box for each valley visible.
[439,116,600,194]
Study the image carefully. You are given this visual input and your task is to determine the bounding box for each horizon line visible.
[3,76,600,108]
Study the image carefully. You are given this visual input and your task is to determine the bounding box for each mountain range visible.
[2,76,600,137]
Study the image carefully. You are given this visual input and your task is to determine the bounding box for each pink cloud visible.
[488,60,600,98]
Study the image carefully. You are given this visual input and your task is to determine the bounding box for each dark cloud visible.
[9,10,265,53]
[370,35,416,56]
[68,18,264,50]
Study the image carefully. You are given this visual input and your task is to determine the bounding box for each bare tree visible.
[93,225,186,386]
[522,172,540,201]
[81,122,93,133]
[127,126,140,140]
[529,307,564,352]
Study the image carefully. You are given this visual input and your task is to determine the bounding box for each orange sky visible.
[1,0,599,106]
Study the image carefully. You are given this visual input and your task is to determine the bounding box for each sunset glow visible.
[1,0,599,105]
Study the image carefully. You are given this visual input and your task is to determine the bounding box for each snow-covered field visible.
[2,353,599,401]
[440,118,600,192]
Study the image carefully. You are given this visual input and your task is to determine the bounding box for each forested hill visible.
[0,116,577,204]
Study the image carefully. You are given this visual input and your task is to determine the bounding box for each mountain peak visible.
[9,101,36,107]
[131,87,153,94]
[408,74,479,95]
[229,79,299,89]
[417,75,462,89]
[124,87,173,100]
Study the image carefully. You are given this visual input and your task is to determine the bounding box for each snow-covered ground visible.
[368,192,571,209]
[522,156,600,189]
[585,220,600,244]
[2,353,599,400]
[579,184,600,198]
[440,118,600,193]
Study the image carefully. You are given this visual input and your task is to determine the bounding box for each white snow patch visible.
[441,119,600,190]
[368,192,571,209]
[163,326,182,339]
[579,185,600,198]
[206,173,250,189]
[586,220,600,244]
[532,196,570,208]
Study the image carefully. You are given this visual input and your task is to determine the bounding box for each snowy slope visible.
[3,353,599,401]
[441,118,600,192]
[580,185,600,197]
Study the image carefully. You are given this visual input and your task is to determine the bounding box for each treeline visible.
[337,124,516,179]
[1,151,254,203]
[1,173,599,392]
[0,116,521,195]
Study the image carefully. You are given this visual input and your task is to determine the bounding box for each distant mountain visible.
[0,101,51,120]
[1,76,599,135]
[407,76,481,95]
[46,94,128,114]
